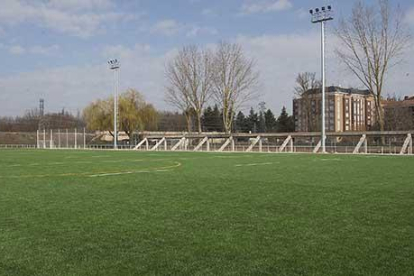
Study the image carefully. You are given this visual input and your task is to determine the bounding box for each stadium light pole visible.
[108,59,120,149]
[310,6,333,153]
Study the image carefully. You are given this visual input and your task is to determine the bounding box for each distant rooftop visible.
[305,86,371,96]
[383,95,414,108]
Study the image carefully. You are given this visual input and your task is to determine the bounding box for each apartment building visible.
[293,86,376,133]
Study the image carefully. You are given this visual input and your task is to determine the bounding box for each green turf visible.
[0,149,413,275]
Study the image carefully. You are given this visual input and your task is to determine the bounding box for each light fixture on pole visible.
[108,59,120,149]
[310,5,333,153]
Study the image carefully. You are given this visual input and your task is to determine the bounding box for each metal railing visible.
[1,130,412,155]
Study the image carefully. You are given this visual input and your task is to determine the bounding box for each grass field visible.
[0,149,413,275]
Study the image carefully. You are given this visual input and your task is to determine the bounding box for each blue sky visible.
[0,0,413,116]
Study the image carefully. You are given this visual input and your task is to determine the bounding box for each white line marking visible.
[319,159,342,161]
[3,160,182,179]
[90,171,134,177]
[215,155,253,159]
[234,162,273,167]
[89,162,181,178]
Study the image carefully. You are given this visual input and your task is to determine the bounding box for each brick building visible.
[293,86,376,133]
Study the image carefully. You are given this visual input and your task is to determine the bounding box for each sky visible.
[0,0,413,116]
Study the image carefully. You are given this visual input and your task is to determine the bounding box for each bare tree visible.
[384,95,413,131]
[165,45,214,133]
[294,72,321,132]
[335,0,411,132]
[212,42,259,133]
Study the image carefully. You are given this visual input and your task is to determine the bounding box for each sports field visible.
[0,149,413,275]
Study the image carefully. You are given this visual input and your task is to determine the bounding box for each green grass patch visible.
[0,149,413,275]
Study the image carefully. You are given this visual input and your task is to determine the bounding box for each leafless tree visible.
[384,95,413,130]
[165,45,214,133]
[212,42,259,133]
[335,0,411,132]
[294,72,321,132]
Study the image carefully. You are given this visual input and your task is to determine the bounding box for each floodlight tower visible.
[39,99,45,117]
[108,59,120,149]
[310,6,333,153]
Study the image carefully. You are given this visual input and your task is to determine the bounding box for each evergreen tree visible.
[287,115,295,132]
[235,111,247,132]
[202,105,223,132]
[247,107,259,133]
[202,106,214,131]
[276,106,294,132]
[212,105,223,132]
[258,111,266,133]
[264,109,277,132]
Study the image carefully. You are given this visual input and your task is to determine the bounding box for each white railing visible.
[1,130,413,156]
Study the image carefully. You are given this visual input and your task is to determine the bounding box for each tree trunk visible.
[126,131,132,143]
[196,112,202,133]
[373,97,385,131]
[374,96,385,144]
[185,111,192,133]
[223,109,231,134]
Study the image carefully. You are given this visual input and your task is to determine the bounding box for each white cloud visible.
[0,44,175,116]
[150,19,218,38]
[47,0,114,11]
[0,34,321,116]
[150,20,183,36]
[1,33,413,117]
[6,44,60,56]
[9,45,25,55]
[0,0,132,38]
[102,44,152,60]
[295,8,309,20]
[240,0,293,15]
[0,64,111,115]
[405,7,414,26]
[29,45,60,55]
[186,26,218,37]
[234,33,320,111]
[201,8,217,17]
[234,33,414,113]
